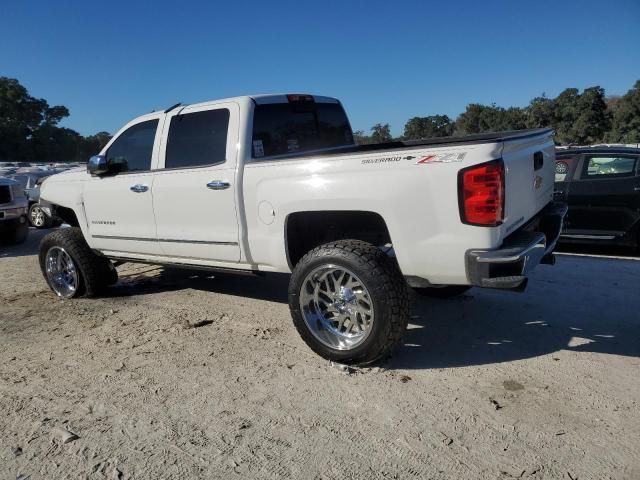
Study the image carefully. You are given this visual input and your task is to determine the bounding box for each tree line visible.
[0,77,112,163]
[355,80,640,145]
[1,76,639,162]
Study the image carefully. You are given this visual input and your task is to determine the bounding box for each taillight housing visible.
[458,159,505,226]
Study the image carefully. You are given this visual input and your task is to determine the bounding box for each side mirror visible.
[87,155,108,176]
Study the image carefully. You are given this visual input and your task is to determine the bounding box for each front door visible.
[84,117,163,255]
[566,153,640,238]
[152,102,240,262]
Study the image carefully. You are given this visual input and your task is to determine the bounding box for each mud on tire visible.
[39,227,118,298]
[288,239,410,366]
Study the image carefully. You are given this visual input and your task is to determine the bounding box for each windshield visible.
[252,102,353,158]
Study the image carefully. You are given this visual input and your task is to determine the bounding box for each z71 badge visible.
[404,152,467,164]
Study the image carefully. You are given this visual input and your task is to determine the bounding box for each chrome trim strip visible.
[561,234,617,240]
[91,234,238,246]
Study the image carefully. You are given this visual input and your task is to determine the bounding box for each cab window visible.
[165,109,230,169]
[580,155,637,179]
[106,119,159,173]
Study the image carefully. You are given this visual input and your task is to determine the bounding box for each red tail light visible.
[458,159,505,226]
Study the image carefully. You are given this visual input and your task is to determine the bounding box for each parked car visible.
[10,171,62,228]
[38,93,566,365]
[554,146,640,249]
[0,177,29,244]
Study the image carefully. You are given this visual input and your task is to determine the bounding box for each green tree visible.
[370,123,392,143]
[0,76,111,162]
[454,104,526,135]
[607,80,640,143]
[353,130,373,145]
[403,115,453,140]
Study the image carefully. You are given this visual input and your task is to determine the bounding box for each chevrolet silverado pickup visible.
[38,93,566,365]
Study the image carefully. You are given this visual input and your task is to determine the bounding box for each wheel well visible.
[54,206,80,227]
[285,211,392,268]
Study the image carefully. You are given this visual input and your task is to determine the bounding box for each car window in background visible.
[554,156,578,182]
[252,102,354,158]
[165,109,230,169]
[581,155,637,179]
[106,119,159,173]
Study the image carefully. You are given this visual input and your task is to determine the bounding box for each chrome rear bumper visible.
[466,202,568,291]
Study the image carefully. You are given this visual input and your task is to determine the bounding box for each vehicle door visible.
[152,102,240,262]
[564,153,639,237]
[83,116,164,255]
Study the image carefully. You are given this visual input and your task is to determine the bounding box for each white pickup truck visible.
[38,93,566,365]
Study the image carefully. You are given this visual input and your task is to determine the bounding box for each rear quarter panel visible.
[243,142,505,284]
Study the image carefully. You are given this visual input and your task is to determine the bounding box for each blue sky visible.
[2,0,639,137]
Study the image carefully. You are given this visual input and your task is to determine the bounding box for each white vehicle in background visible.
[0,176,29,244]
[38,93,566,365]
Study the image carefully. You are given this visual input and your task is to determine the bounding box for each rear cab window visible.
[252,96,354,159]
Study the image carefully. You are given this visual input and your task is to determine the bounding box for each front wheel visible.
[288,240,410,365]
[39,228,118,298]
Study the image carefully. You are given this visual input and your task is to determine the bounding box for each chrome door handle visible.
[634,187,640,192]
[207,180,231,190]
[130,184,149,193]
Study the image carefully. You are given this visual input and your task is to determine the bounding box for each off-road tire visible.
[29,203,51,229]
[289,239,410,365]
[413,285,471,299]
[39,227,117,297]
[3,219,29,245]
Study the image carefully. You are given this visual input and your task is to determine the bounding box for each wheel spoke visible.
[298,265,375,351]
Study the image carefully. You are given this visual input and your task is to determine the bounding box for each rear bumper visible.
[466,202,568,291]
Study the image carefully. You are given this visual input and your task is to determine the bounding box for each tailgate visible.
[500,130,556,237]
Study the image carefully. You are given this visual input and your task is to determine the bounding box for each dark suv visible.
[554,146,640,250]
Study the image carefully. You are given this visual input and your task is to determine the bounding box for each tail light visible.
[458,159,505,226]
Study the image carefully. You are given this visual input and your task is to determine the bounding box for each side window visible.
[580,155,637,180]
[106,119,159,173]
[165,109,230,169]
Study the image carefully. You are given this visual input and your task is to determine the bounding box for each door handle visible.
[130,184,149,193]
[207,180,231,190]
[634,187,640,192]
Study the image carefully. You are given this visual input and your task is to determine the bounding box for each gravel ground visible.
[1,228,639,479]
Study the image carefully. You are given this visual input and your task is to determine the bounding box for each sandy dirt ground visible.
[1,228,639,480]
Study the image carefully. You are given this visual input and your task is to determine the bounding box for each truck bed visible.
[267,128,554,161]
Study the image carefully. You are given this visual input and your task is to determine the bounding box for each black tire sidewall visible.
[39,230,88,297]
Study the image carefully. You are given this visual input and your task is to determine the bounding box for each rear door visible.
[565,153,640,238]
[152,102,240,262]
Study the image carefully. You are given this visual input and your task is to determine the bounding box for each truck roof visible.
[158,93,340,114]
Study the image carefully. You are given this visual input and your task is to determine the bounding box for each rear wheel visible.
[289,240,409,365]
[39,227,117,298]
[413,285,471,299]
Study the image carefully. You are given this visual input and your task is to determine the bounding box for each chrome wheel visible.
[45,246,79,298]
[299,265,374,350]
[30,205,46,227]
